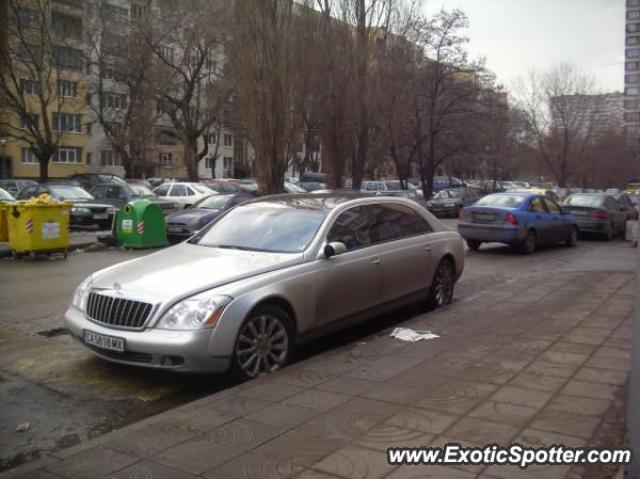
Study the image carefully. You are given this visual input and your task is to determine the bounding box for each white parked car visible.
[153,182,217,209]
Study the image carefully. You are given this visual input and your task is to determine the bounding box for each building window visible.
[625,99,640,110]
[86,152,92,165]
[628,22,640,33]
[205,157,215,169]
[626,73,640,84]
[159,45,174,63]
[629,0,640,6]
[131,4,146,20]
[627,48,640,59]
[626,87,640,96]
[100,150,122,166]
[627,61,640,72]
[21,79,38,96]
[52,12,82,40]
[628,10,640,20]
[160,152,173,168]
[628,36,640,46]
[208,133,217,144]
[16,7,41,27]
[223,156,233,176]
[52,112,82,132]
[53,46,83,70]
[223,134,233,147]
[624,112,640,123]
[21,148,38,164]
[57,80,78,98]
[21,113,39,131]
[101,65,115,80]
[53,147,82,164]
[101,92,128,109]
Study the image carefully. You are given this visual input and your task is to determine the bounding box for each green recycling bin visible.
[116,199,168,248]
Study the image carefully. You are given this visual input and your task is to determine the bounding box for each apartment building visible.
[625,0,640,148]
[551,93,624,140]
[1,0,89,179]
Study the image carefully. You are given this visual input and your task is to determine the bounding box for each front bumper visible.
[428,205,459,217]
[458,223,525,243]
[64,305,231,373]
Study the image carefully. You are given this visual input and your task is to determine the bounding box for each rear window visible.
[565,195,606,207]
[475,194,524,208]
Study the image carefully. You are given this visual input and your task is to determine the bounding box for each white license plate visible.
[474,213,496,221]
[168,226,183,233]
[93,213,109,220]
[83,330,125,352]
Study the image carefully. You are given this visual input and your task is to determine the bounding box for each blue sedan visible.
[457,192,578,254]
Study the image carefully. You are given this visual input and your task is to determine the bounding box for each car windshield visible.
[49,186,94,200]
[434,189,463,199]
[475,194,524,208]
[129,185,155,197]
[194,195,232,210]
[565,195,606,207]
[195,202,327,253]
[0,188,14,201]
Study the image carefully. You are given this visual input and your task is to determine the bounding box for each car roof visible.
[247,193,416,211]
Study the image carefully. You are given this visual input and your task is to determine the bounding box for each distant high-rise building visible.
[551,93,624,140]
[625,0,640,147]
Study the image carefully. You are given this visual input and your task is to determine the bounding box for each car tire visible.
[466,239,482,251]
[230,305,294,382]
[519,230,536,254]
[451,208,459,218]
[565,226,578,247]
[425,258,455,310]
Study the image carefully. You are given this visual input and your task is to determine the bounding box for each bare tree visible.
[85,1,157,178]
[513,64,597,187]
[229,0,301,194]
[0,0,84,181]
[147,0,232,181]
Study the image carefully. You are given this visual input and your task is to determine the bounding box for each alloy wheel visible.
[235,314,289,378]
[433,261,454,306]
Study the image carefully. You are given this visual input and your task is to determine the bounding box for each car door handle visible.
[423,245,431,252]
[370,258,381,265]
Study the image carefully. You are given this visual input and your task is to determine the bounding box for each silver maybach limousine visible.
[65,194,465,379]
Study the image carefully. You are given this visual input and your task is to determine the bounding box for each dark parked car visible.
[205,179,244,193]
[90,183,176,213]
[426,188,481,218]
[17,184,115,228]
[612,193,639,222]
[165,193,252,242]
[0,179,37,196]
[458,192,578,253]
[67,173,126,191]
[299,181,328,192]
[563,193,629,240]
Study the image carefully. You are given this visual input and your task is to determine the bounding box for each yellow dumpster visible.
[0,204,8,242]
[7,198,72,258]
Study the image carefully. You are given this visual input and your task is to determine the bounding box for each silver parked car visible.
[65,194,464,379]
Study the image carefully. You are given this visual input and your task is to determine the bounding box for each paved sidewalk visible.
[2,271,633,479]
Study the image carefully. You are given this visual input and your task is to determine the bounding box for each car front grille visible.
[86,292,154,329]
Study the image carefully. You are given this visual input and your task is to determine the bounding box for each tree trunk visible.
[37,148,54,183]
[183,139,199,182]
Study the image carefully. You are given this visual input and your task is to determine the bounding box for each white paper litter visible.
[390,327,439,342]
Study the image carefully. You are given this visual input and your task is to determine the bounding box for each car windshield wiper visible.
[205,244,264,252]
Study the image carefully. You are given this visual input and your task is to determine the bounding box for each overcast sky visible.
[423,0,624,93]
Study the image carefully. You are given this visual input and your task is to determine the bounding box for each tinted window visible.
[171,185,187,197]
[363,182,378,191]
[476,194,524,208]
[367,203,431,242]
[105,185,121,199]
[327,206,374,251]
[544,198,560,214]
[565,195,606,207]
[155,185,169,197]
[92,185,106,198]
[194,195,231,210]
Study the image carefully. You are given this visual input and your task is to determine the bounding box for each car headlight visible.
[155,295,232,331]
[445,203,456,207]
[72,276,92,311]
[71,207,91,214]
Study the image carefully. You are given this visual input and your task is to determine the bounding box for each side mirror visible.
[324,241,347,258]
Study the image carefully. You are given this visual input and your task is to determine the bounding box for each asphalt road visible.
[0,218,636,471]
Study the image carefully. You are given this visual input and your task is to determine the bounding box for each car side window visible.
[92,186,105,199]
[528,197,548,213]
[326,206,374,251]
[367,203,432,243]
[105,185,120,199]
[544,198,560,214]
[172,185,187,197]
[155,185,169,197]
[364,182,377,191]
[186,186,197,196]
